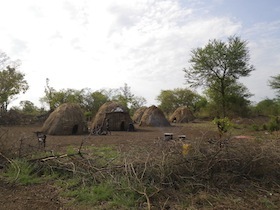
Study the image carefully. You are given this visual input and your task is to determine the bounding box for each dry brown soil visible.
[0,121,278,209]
[0,122,215,210]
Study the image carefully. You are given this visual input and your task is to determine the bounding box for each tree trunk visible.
[221,81,226,118]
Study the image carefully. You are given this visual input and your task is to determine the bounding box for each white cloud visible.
[0,0,278,108]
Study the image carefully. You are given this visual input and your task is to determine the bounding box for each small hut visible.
[169,106,195,123]
[139,105,170,127]
[41,103,87,135]
[91,101,133,131]
[132,106,147,124]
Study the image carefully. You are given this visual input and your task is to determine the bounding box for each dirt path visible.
[0,180,63,210]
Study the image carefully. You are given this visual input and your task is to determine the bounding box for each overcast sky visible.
[0,0,279,108]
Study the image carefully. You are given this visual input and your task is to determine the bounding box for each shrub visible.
[267,116,280,132]
[251,124,260,131]
[213,117,232,138]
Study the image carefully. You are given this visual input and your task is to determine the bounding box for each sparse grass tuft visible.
[2,159,41,185]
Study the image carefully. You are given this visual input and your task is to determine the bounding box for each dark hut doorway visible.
[120,121,125,131]
[72,124,78,134]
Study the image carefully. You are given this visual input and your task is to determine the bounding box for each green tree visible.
[206,82,252,117]
[129,96,147,116]
[82,89,109,119]
[46,88,84,109]
[184,36,255,117]
[0,66,29,112]
[268,74,280,97]
[156,88,207,115]
[112,83,135,108]
[253,99,280,116]
[19,100,40,115]
[41,79,85,111]
[41,78,56,111]
[110,83,147,115]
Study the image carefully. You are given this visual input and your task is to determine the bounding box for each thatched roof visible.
[132,106,147,124]
[169,106,195,123]
[41,103,87,135]
[91,101,133,131]
[139,105,170,127]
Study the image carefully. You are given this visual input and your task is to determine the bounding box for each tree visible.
[19,100,40,115]
[41,87,85,110]
[40,78,56,111]
[41,79,86,111]
[82,89,109,119]
[156,88,207,115]
[109,83,147,115]
[206,82,252,117]
[0,65,29,112]
[268,74,280,97]
[253,99,280,116]
[112,83,135,108]
[129,96,147,116]
[184,36,255,117]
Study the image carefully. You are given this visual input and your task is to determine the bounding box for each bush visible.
[251,124,260,131]
[267,116,280,132]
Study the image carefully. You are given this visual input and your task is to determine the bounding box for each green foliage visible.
[213,117,232,137]
[184,36,255,117]
[82,89,109,118]
[41,78,88,111]
[2,159,41,185]
[156,88,207,115]
[65,182,114,205]
[40,81,146,118]
[267,116,280,132]
[253,99,280,116]
[0,65,29,111]
[268,74,280,97]
[206,82,252,117]
[112,83,134,108]
[58,178,139,208]
[111,83,147,115]
[18,100,41,115]
[251,124,260,131]
[128,96,147,116]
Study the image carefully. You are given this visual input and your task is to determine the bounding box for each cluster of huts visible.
[40,101,195,135]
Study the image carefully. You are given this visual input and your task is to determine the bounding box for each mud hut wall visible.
[169,107,195,123]
[140,105,170,127]
[132,107,147,123]
[41,103,87,135]
[105,112,133,131]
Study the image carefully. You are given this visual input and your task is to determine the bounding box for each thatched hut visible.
[139,105,170,127]
[169,106,195,123]
[41,103,87,135]
[132,106,147,124]
[91,101,133,131]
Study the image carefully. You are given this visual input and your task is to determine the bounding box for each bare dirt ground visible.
[0,120,279,209]
[0,122,214,210]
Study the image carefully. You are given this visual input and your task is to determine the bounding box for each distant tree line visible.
[1,36,280,120]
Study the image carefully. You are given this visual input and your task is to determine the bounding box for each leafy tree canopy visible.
[0,51,29,111]
[156,88,207,115]
[268,74,280,97]
[253,99,280,116]
[40,80,146,117]
[205,82,252,117]
[184,36,255,117]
